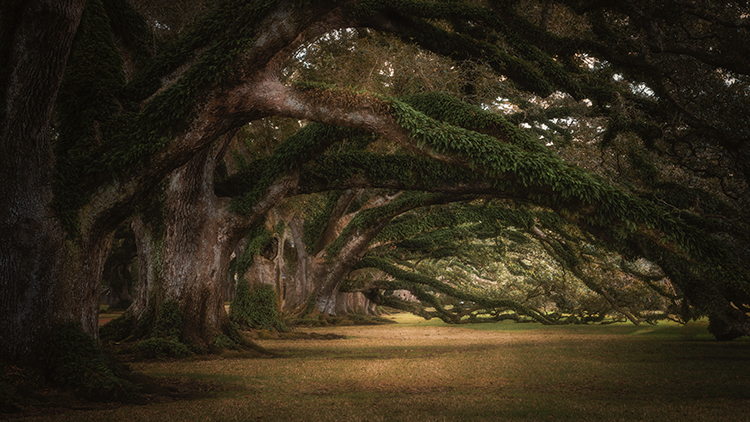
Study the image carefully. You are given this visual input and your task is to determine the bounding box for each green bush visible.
[132,337,192,359]
[99,313,136,341]
[151,300,182,339]
[214,334,239,350]
[230,282,287,331]
[50,322,138,401]
[0,380,25,413]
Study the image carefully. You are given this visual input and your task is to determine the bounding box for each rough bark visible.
[2,0,747,364]
[241,210,315,313]
[0,0,346,358]
[240,192,384,319]
[130,145,239,346]
[312,221,391,315]
[107,2,355,343]
[128,133,300,346]
[0,0,86,360]
[243,209,370,316]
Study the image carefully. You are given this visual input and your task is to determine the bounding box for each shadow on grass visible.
[9,314,750,421]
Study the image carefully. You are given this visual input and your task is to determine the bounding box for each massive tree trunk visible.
[130,140,243,347]
[1,0,344,358]
[0,0,87,360]
[128,135,300,347]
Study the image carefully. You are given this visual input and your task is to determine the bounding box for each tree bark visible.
[240,197,379,318]
[129,134,301,347]
[131,139,240,346]
[0,0,86,360]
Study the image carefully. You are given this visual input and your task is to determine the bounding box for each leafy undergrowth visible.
[0,356,226,419]
[9,314,750,421]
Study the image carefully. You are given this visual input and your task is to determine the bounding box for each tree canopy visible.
[2,0,750,399]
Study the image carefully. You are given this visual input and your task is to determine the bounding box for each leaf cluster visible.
[50,322,138,401]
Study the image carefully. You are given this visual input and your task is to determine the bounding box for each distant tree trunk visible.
[241,202,378,318]
[281,217,315,309]
[0,0,87,360]
[241,210,316,313]
[310,191,406,315]
[101,224,137,308]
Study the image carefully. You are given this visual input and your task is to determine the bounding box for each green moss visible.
[105,301,194,358]
[403,92,545,152]
[227,123,363,215]
[151,300,182,340]
[324,191,442,259]
[213,334,239,350]
[52,0,282,235]
[375,202,533,249]
[102,0,153,65]
[230,283,287,331]
[303,191,344,254]
[132,337,192,359]
[50,322,138,401]
[235,226,274,275]
[303,151,478,194]
[52,0,127,234]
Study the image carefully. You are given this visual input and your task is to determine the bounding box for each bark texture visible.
[130,135,301,346]
[0,0,85,360]
[241,206,377,318]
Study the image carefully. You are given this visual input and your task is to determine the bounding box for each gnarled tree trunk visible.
[0,0,88,361]
[129,141,241,347]
[128,136,300,348]
[240,199,378,319]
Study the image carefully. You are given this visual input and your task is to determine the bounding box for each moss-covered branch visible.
[356,256,557,324]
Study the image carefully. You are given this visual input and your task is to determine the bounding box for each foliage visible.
[99,313,137,342]
[50,0,283,234]
[131,337,192,359]
[49,322,138,401]
[151,300,183,340]
[214,333,239,350]
[227,123,369,214]
[336,198,680,326]
[114,300,198,359]
[302,191,344,255]
[230,282,288,332]
[21,0,750,370]
[234,226,275,276]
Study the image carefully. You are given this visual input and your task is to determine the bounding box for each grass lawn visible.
[16,314,750,421]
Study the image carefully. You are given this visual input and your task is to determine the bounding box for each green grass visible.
[19,314,750,421]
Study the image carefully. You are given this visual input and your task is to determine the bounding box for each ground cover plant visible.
[13,314,750,422]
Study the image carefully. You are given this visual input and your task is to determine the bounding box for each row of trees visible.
[2,0,749,383]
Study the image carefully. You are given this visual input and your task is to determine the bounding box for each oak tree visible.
[2,0,749,377]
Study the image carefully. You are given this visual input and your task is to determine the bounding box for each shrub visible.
[214,334,239,350]
[151,300,182,339]
[50,322,138,401]
[99,313,136,342]
[132,338,192,359]
[230,282,288,331]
